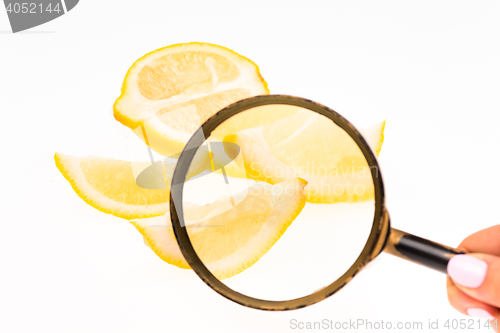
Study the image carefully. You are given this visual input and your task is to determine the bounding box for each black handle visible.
[383,228,466,274]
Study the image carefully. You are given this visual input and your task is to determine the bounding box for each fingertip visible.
[466,307,496,320]
[447,254,487,289]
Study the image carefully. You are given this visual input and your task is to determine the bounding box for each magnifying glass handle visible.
[383,228,466,274]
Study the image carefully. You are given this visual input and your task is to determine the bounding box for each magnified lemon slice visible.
[224,109,385,203]
[131,178,307,279]
[113,42,271,157]
[54,152,209,220]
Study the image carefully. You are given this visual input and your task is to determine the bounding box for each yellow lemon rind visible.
[55,153,168,220]
[130,178,308,279]
[113,42,270,131]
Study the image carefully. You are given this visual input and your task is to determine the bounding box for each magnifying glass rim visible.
[170,94,386,311]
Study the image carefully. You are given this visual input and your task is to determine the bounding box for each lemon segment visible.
[131,178,308,279]
[361,120,386,155]
[54,152,209,220]
[114,42,270,156]
[224,110,386,203]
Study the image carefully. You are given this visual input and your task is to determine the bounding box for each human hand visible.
[447,225,500,331]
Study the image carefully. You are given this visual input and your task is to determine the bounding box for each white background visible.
[1,1,500,332]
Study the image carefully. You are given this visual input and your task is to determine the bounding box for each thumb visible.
[448,253,500,308]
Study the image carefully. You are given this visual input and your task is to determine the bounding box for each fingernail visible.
[447,255,487,288]
[467,308,495,320]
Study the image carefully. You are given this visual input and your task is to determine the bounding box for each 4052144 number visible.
[5,2,61,14]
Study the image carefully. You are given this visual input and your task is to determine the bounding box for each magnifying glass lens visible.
[180,103,376,301]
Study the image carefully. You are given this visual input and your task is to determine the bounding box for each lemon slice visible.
[131,178,308,279]
[113,42,270,156]
[224,109,385,203]
[54,152,209,219]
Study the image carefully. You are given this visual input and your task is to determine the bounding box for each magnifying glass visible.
[169,95,464,311]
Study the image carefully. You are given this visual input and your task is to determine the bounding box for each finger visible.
[457,225,500,256]
[448,253,500,308]
[447,277,499,320]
